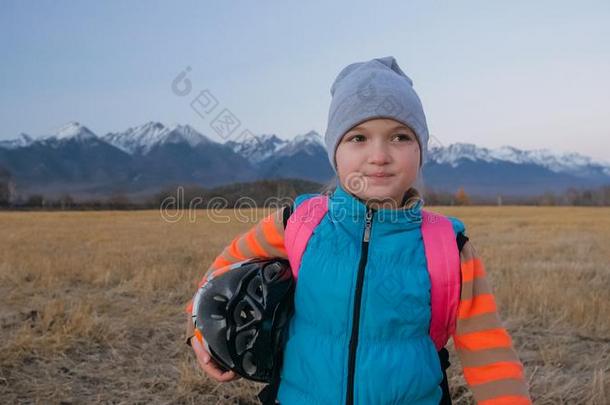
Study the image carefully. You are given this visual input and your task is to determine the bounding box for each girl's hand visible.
[191,332,241,382]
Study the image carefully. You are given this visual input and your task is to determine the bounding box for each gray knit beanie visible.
[324,56,429,173]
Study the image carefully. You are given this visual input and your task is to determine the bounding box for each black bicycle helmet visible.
[192,258,295,383]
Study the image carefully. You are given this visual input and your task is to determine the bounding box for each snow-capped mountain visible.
[428,143,610,178]
[274,130,325,157]
[225,131,324,164]
[254,131,331,182]
[0,122,100,146]
[0,133,33,149]
[102,121,167,154]
[40,121,98,142]
[226,133,287,164]
[225,130,330,181]
[2,121,609,198]
[102,121,212,155]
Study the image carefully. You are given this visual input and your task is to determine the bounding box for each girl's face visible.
[335,118,420,209]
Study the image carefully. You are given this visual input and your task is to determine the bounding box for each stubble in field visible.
[0,206,608,404]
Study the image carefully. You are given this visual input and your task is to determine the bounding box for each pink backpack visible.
[284,195,461,351]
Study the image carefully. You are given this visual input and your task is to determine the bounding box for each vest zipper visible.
[346,207,373,405]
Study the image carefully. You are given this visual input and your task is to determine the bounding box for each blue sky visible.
[1,1,609,161]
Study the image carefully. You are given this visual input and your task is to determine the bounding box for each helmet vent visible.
[213,294,228,303]
[209,294,229,320]
[234,300,256,327]
[247,276,264,302]
[242,351,257,376]
[236,329,257,355]
[263,263,282,283]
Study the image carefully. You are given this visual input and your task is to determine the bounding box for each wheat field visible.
[0,206,608,404]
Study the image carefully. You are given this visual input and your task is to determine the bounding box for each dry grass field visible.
[0,206,608,404]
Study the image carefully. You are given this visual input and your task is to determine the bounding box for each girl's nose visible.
[367,143,391,165]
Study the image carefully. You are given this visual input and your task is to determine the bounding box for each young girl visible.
[185,56,531,404]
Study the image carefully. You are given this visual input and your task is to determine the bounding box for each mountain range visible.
[1,121,609,200]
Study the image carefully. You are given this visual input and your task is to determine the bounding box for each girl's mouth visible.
[366,173,393,178]
[365,173,394,183]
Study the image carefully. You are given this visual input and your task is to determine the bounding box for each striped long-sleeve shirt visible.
[185,207,531,404]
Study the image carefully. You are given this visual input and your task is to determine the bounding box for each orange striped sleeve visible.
[245,228,270,257]
[478,396,532,405]
[454,328,513,351]
[458,293,497,319]
[210,254,233,271]
[453,240,532,404]
[463,361,525,385]
[183,206,289,315]
[226,232,247,260]
[461,257,487,282]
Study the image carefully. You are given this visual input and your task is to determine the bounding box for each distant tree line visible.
[1,173,609,210]
[9,192,144,210]
[535,186,610,206]
[424,185,610,206]
[1,178,323,210]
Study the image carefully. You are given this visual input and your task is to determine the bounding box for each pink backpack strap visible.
[421,210,461,351]
[284,195,329,280]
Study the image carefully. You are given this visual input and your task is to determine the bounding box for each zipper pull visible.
[363,208,373,242]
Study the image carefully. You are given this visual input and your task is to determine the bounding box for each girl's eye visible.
[392,134,413,142]
[348,134,366,142]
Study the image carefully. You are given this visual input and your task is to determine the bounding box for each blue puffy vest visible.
[277,184,465,405]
